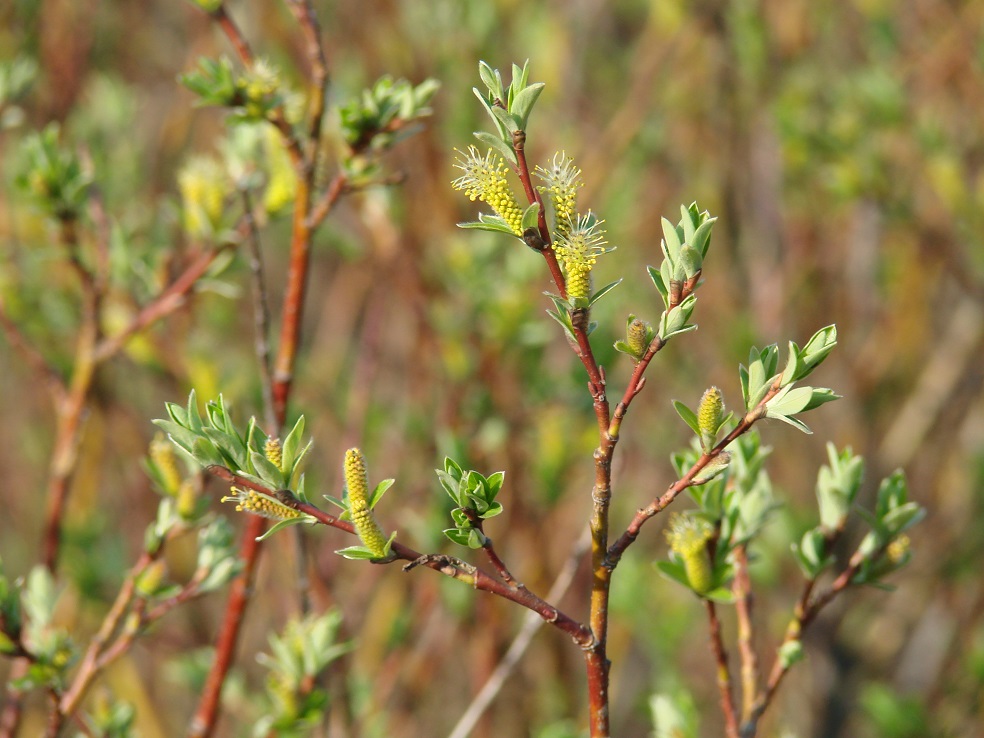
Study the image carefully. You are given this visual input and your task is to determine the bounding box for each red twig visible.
[705,599,740,738]
[607,383,783,566]
[732,545,759,722]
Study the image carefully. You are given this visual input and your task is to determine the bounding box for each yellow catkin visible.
[553,214,608,302]
[264,437,283,471]
[698,387,724,449]
[344,448,388,557]
[263,125,295,215]
[627,318,650,357]
[666,515,714,595]
[149,434,182,496]
[887,535,910,564]
[221,487,302,521]
[176,480,198,520]
[177,156,226,236]
[451,146,525,235]
[535,152,582,242]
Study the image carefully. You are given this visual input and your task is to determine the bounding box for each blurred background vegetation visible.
[1,0,983,736]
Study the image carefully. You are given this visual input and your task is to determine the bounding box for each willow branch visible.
[705,599,740,738]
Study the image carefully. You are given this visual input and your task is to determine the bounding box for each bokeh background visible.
[2,0,984,736]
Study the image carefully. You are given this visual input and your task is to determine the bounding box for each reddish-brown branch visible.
[607,383,783,566]
[43,217,100,573]
[57,552,151,721]
[211,4,304,167]
[206,468,594,647]
[270,172,314,423]
[307,172,347,230]
[189,515,264,738]
[732,545,759,722]
[213,6,253,68]
[284,0,329,146]
[705,599,740,738]
[93,246,224,363]
[743,545,867,735]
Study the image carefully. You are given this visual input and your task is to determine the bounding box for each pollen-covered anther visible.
[554,213,610,301]
[451,146,525,235]
[535,152,582,240]
[221,486,302,521]
[265,437,283,471]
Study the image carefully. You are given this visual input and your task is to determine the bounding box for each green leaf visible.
[647,265,669,304]
[457,213,517,236]
[369,479,395,509]
[510,82,544,128]
[479,501,503,519]
[520,202,540,231]
[255,516,313,541]
[654,560,691,588]
[673,401,701,436]
[281,415,306,472]
[485,471,505,498]
[490,105,519,134]
[588,279,622,307]
[658,294,698,340]
[249,450,283,487]
[661,217,682,260]
[691,217,716,258]
[478,61,503,100]
[677,245,702,279]
[334,546,379,560]
[472,87,507,140]
[704,587,736,604]
[473,130,517,165]
[766,412,813,434]
[779,640,805,668]
[546,307,576,342]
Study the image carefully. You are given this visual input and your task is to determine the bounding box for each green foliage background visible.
[2,0,983,736]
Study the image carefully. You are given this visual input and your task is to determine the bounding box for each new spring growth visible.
[627,317,651,359]
[554,213,610,302]
[344,448,390,559]
[666,514,714,596]
[698,386,724,452]
[177,156,228,237]
[264,437,283,471]
[221,487,304,522]
[452,146,524,236]
[535,152,582,242]
[149,433,182,496]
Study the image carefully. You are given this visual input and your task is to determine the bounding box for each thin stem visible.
[284,0,329,147]
[270,165,314,422]
[59,552,150,714]
[92,246,226,363]
[189,516,264,738]
[241,193,276,430]
[742,547,867,735]
[447,528,590,738]
[212,4,304,168]
[608,383,783,566]
[207,468,595,647]
[192,4,329,728]
[705,599,740,738]
[43,216,100,573]
[732,545,759,722]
